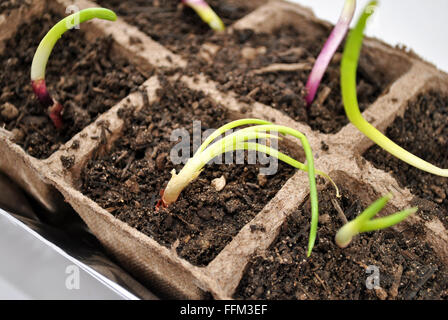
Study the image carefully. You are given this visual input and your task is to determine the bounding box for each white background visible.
[289,0,448,72]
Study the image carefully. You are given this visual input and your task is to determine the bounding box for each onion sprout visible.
[335,193,417,248]
[341,1,448,177]
[305,0,356,106]
[31,8,117,128]
[162,118,339,256]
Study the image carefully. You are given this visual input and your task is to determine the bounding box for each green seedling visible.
[335,193,417,248]
[160,118,339,256]
[341,1,448,177]
[182,0,225,31]
[31,8,117,128]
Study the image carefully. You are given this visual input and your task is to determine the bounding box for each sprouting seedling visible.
[335,193,417,248]
[31,8,117,129]
[182,0,225,31]
[341,1,448,178]
[160,118,339,257]
[305,0,356,106]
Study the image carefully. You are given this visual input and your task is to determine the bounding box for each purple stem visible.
[32,78,63,129]
[305,0,356,106]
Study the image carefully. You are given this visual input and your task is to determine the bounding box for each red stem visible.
[155,189,168,211]
[32,79,63,129]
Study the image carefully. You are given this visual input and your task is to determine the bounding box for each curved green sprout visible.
[31,8,117,128]
[335,194,417,248]
[341,1,448,177]
[182,0,225,31]
[162,119,339,256]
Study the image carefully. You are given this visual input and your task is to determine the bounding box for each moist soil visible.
[186,25,388,134]
[0,0,30,15]
[91,1,387,134]
[364,91,448,230]
[81,75,296,267]
[0,12,145,159]
[95,0,252,56]
[234,172,448,300]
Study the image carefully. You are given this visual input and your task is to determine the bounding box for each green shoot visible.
[341,1,448,177]
[31,8,117,128]
[161,119,339,256]
[182,0,225,31]
[335,194,417,248]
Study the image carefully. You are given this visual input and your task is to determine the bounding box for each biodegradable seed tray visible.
[0,0,447,299]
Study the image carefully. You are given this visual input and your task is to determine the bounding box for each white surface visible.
[0,209,138,300]
[290,0,448,72]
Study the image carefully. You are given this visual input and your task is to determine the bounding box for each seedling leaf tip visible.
[335,193,417,248]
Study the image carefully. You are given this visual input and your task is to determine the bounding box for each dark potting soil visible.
[81,76,296,267]
[95,0,251,56]
[0,0,30,15]
[364,91,448,230]
[234,172,448,300]
[0,13,145,159]
[186,25,387,134]
[90,1,387,134]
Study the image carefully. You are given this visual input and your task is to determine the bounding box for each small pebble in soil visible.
[0,102,19,121]
[11,128,24,142]
[211,175,226,192]
[257,174,268,187]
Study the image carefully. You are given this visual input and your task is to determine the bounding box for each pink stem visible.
[32,79,63,129]
[305,0,356,106]
[48,102,64,130]
[156,189,168,211]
